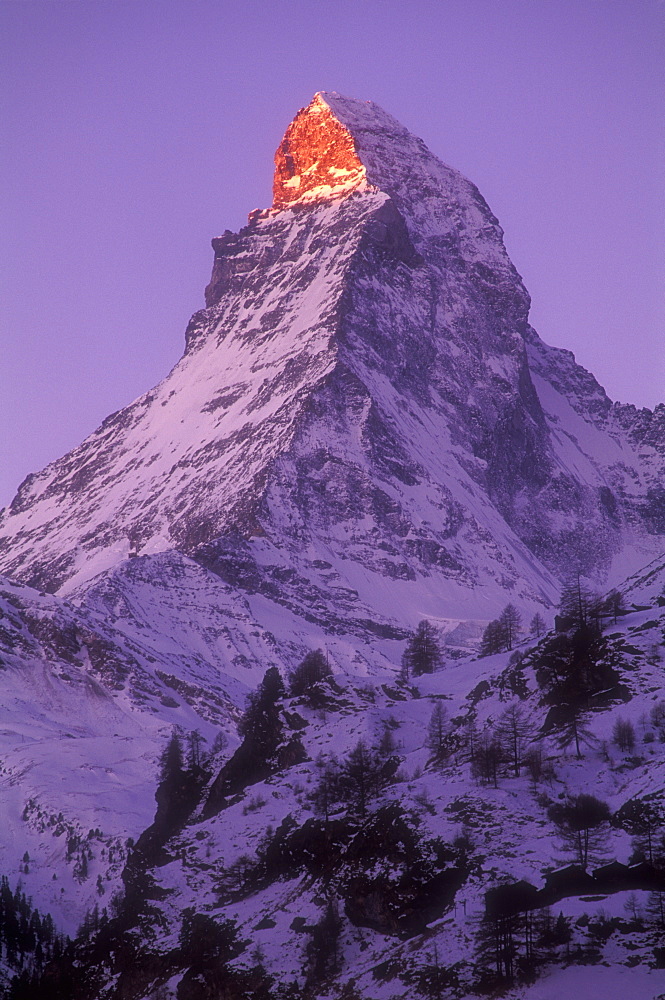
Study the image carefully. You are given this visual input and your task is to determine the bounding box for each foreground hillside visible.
[2,558,662,998]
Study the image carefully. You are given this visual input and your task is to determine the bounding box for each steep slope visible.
[0,93,660,619]
[0,576,164,937]
[17,559,665,1000]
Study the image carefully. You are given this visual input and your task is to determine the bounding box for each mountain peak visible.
[0,94,660,602]
[272,93,369,209]
[272,93,514,276]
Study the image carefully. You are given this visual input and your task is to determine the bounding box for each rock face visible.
[272,93,368,209]
[0,93,661,629]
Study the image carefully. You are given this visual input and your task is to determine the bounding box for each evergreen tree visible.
[558,577,601,632]
[340,740,389,818]
[615,798,662,863]
[311,754,341,822]
[186,730,206,774]
[178,908,245,993]
[496,704,532,777]
[555,708,598,760]
[539,910,572,949]
[426,702,450,764]
[305,899,342,984]
[74,853,89,883]
[601,589,625,623]
[530,613,546,638]
[535,622,620,710]
[289,649,333,700]
[0,876,67,984]
[471,729,503,788]
[499,604,522,651]
[524,747,544,790]
[480,619,508,657]
[156,729,207,828]
[378,719,398,756]
[342,741,373,818]
[647,890,665,931]
[238,666,286,757]
[211,730,228,755]
[650,700,665,739]
[159,731,185,790]
[402,620,442,676]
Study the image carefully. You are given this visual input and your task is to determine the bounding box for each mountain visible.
[1,94,661,615]
[0,93,663,998]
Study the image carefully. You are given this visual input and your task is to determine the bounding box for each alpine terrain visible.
[0,93,663,999]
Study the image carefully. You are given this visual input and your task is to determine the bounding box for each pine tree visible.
[340,740,386,818]
[480,619,508,656]
[555,709,598,759]
[74,853,89,883]
[471,729,503,788]
[186,730,206,774]
[156,729,204,828]
[601,589,624,623]
[558,576,601,632]
[238,667,285,757]
[523,747,544,790]
[530,613,546,638]
[289,649,333,700]
[178,908,244,980]
[647,890,665,931]
[306,899,342,983]
[402,620,442,676]
[426,702,450,764]
[312,754,341,822]
[211,731,227,754]
[378,719,398,755]
[616,798,662,863]
[496,704,532,777]
[499,604,522,651]
[342,741,372,818]
[550,911,572,948]
[160,731,185,789]
[535,619,618,710]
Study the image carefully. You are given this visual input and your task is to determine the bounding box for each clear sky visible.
[1,0,663,508]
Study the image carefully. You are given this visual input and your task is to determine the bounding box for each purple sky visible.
[1,0,663,508]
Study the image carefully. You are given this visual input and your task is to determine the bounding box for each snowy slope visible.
[40,563,663,998]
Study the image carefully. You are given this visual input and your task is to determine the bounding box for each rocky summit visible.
[0,95,663,999]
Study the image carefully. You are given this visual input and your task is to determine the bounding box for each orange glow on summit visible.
[272,94,367,209]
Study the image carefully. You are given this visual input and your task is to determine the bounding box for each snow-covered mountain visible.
[0,93,662,998]
[1,93,661,616]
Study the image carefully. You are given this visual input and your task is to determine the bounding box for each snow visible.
[499,965,664,1000]
[106,572,662,994]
